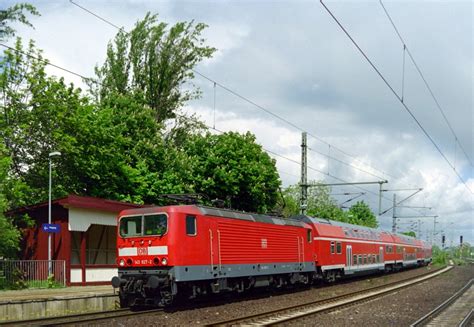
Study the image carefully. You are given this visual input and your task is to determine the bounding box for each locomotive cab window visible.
[186,215,197,236]
[330,241,335,254]
[119,216,142,237]
[144,214,168,236]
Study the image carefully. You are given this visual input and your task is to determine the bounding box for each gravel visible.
[294,263,474,327]
[88,264,473,326]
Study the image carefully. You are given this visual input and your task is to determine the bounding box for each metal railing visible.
[0,260,66,289]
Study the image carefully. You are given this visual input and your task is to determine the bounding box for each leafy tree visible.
[184,132,281,213]
[401,231,416,238]
[0,3,39,41]
[280,183,347,221]
[0,142,21,258]
[92,13,216,123]
[347,201,378,228]
[279,184,378,228]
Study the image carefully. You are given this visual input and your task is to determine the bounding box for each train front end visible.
[111,207,175,307]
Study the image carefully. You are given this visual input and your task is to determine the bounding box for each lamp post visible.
[48,151,61,273]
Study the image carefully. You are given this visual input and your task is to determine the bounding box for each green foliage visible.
[347,201,378,228]
[0,3,39,41]
[0,142,21,258]
[92,13,216,123]
[184,132,281,213]
[401,231,416,238]
[10,268,27,289]
[279,184,378,227]
[432,245,448,266]
[279,184,346,220]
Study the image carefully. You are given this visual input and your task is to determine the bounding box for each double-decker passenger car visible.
[112,205,431,307]
[297,216,432,281]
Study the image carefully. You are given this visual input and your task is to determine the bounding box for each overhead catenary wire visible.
[320,0,473,195]
[308,146,385,180]
[378,0,473,168]
[67,0,405,191]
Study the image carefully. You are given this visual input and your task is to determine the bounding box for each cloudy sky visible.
[4,0,473,245]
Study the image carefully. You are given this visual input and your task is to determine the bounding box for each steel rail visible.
[208,266,452,326]
[459,309,474,327]
[410,278,473,327]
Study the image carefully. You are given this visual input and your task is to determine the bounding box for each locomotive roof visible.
[197,206,308,228]
[119,205,309,228]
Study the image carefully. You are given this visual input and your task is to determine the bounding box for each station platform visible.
[0,285,114,303]
[0,285,117,321]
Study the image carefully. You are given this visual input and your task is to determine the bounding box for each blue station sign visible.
[42,223,61,233]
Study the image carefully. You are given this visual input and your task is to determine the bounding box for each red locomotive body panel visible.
[116,205,314,276]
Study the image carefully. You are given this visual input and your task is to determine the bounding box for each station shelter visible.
[8,195,144,285]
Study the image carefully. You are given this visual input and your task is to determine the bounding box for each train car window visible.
[363,255,367,264]
[336,242,342,254]
[120,215,142,237]
[186,215,197,236]
[353,255,357,265]
[330,241,335,254]
[307,229,312,243]
[358,255,362,265]
[144,214,168,236]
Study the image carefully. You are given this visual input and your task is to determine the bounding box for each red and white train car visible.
[298,216,432,281]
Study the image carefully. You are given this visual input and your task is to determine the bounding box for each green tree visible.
[0,142,21,258]
[401,231,416,238]
[0,3,39,41]
[1,39,193,206]
[347,201,378,228]
[280,183,347,221]
[92,13,216,123]
[184,132,281,213]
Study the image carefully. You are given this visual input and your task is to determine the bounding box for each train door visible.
[346,245,352,269]
[379,246,384,264]
[208,221,221,276]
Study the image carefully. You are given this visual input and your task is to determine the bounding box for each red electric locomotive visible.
[112,205,315,307]
[111,205,432,307]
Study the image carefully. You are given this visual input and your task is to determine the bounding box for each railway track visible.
[208,265,453,326]
[411,278,473,327]
[0,307,163,326]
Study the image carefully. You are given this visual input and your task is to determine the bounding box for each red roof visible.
[7,194,145,215]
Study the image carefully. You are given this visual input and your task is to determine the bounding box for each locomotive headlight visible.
[161,257,168,266]
[119,259,125,267]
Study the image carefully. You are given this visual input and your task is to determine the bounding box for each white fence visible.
[0,260,66,289]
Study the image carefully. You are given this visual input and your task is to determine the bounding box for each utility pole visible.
[300,132,308,215]
[392,194,397,233]
[433,216,438,246]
